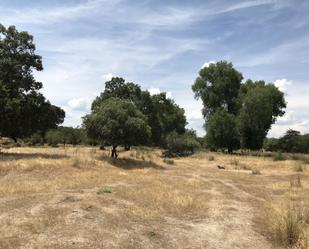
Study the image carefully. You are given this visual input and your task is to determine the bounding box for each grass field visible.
[0,146,308,249]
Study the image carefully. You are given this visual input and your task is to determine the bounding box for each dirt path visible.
[196,178,272,249]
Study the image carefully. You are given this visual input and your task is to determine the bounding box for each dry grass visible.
[267,176,309,248]
[0,146,308,248]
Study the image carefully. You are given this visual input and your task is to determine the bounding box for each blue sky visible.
[1,0,309,137]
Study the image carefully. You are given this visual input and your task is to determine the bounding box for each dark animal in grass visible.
[217,165,225,170]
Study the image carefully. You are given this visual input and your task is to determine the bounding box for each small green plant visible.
[97,187,112,194]
[208,155,215,161]
[163,158,174,165]
[273,152,286,161]
[148,231,157,237]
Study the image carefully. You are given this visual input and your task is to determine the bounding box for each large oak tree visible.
[0,24,64,141]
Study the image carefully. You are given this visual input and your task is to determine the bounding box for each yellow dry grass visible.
[0,146,308,248]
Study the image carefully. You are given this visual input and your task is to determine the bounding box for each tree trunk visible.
[12,137,17,143]
[228,148,233,154]
[124,145,131,151]
[111,145,118,158]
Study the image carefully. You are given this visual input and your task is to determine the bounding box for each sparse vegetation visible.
[251,169,261,175]
[163,158,175,165]
[0,146,308,248]
[97,186,113,194]
[273,151,286,161]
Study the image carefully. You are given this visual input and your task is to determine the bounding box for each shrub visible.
[45,130,62,146]
[163,158,174,165]
[97,187,112,194]
[230,158,239,166]
[273,152,286,161]
[251,169,261,175]
[268,202,308,248]
[164,130,201,157]
[27,133,44,146]
[208,155,215,161]
[294,163,305,172]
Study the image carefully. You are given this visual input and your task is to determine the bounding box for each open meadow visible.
[0,146,308,249]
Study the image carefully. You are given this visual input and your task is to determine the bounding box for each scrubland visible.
[0,146,308,249]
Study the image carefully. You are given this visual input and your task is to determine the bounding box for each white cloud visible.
[148,87,172,98]
[274,78,292,92]
[102,73,114,81]
[67,97,90,111]
[201,60,216,69]
[166,92,172,98]
[148,87,161,95]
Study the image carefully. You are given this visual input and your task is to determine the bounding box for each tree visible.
[45,129,62,146]
[149,93,187,145]
[277,129,301,153]
[237,81,286,149]
[91,77,142,111]
[192,61,286,152]
[83,98,151,158]
[91,77,186,146]
[0,24,65,140]
[192,61,243,118]
[205,109,240,153]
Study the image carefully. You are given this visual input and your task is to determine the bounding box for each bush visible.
[45,130,62,146]
[273,152,286,161]
[268,201,308,248]
[27,133,44,146]
[163,158,174,165]
[164,130,201,157]
[208,155,215,161]
[251,169,261,175]
[294,163,305,172]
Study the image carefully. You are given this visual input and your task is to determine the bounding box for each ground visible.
[0,146,308,249]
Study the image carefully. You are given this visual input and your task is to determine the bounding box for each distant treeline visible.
[1,23,307,157]
[264,129,309,154]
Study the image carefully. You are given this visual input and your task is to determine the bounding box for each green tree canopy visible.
[83,97,151,158]
[205,109,240,153]
[192,61,286,152]
[192,61,243,118]
[237,80,286,149]
[90,77,186,146]
[0,24,65,140]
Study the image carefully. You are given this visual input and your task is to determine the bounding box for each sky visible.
[1,0,309,137]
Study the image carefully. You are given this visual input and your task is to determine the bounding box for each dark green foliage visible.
[0,24,65,140]
[192,61,286,152]
[237,80,286,149]
[264,130,309,154]
[273,151,286,161]
[192,61,243,118]
[83,98,151,158]
[27,132,44,146]
[90,77,186,146]
[45,130,62,146]
[206,109,240,153]
[164,130,201,157]
[44,127,86,146]
[263,138,280,152]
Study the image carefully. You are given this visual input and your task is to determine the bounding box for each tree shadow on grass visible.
[0,152,68,161]
[105,157,165,170]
